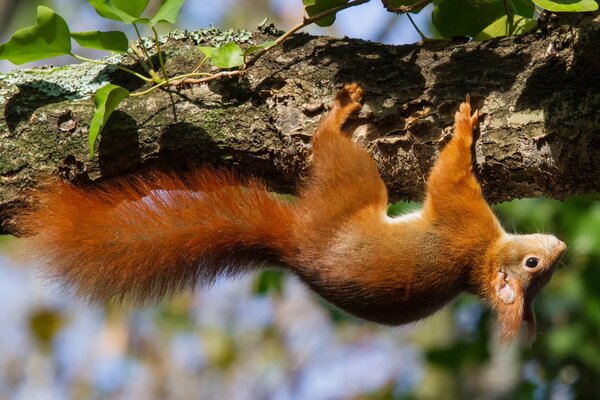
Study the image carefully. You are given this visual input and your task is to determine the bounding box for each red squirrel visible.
[20,84,566,342]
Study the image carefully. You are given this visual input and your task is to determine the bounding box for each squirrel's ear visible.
[492,271,525,342]
[495,271,517,304]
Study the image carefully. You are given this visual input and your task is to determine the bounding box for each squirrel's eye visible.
[525,257,539,268]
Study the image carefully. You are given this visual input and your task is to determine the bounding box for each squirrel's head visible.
[484,233,566,343]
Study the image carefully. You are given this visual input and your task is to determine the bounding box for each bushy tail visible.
[19,169,296,303]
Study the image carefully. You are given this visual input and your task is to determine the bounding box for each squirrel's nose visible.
[557,240,567,255]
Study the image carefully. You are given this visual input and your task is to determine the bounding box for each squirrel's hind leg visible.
[298,84,387,228]
[329,83,364,133]
[454,96,479,148]
[313,83,364,139]
[423,97,496,226]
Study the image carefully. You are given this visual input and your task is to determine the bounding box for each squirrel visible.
[19,83,566,343]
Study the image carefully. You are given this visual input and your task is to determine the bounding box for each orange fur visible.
[20,170,296,303]
[19,84,566,342]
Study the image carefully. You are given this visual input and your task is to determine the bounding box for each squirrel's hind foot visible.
[338,83,364,105]
[331,83,364,129]
[454,96,479,145]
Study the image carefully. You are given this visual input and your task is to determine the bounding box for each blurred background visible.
[1,1,599,399]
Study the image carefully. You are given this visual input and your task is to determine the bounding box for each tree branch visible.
[1,13,599,235]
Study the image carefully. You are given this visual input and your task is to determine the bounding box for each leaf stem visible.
[70,54,152,82]
[133,23,155,71]
[151,26,169,83]
[129,72,212,97]
[407,13,428,42]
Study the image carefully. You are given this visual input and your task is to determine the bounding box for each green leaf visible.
[511,0,536,17]
[199,46,215,58]
[304,0,348,27]
[244,40,276,56]
[253,270,285,295]
[387,201,420,217]
[88,84,130,157]
[109,0,148,17]
[383,0,430,13]
[151,0,186,25]
[210,42,244,69]
[547,324,586,357]
[71,30,129,53]
[89,0,150,24]
[432,0,535,38]
[531,0,598,11]
[475,15,538,40]
[0,6,71,65]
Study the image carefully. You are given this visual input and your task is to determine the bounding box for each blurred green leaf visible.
[577,342,600,370]
[202,329,236,368]
[547,323,586,357]
[584,296,600,327]
[583,256,600,296]
[151,0,186,25]
[303,0,348,27]
[426,341,489,368]
[512,0,537,16]
[572,203,600,256]
[71,30,129,52]
[475,15,537,40]
[0,235,14,249]
[210,42,244,68]
[29,307,64,350]
[88,84,130,157]
[106,0,149,18]
[0,6,71,64]
[89,0,150,24]
[254,270,285,295]
[509,382,538,400]
[532,0,598,11]
[432,0,534,38]
[155,294,196,331]
[387,201,420,217]
[244,40,276,57]
[199,46,215,58]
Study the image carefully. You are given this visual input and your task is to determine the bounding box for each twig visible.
[165,70,245,86]
[129,72,218,97]
[133,23,155,71]
[71,54,152,82]
[382,0,434,13]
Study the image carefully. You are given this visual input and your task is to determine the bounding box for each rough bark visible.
[1,14,599,235]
